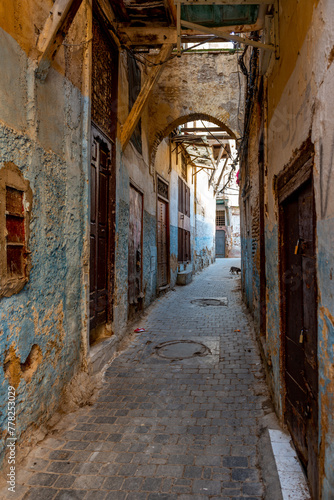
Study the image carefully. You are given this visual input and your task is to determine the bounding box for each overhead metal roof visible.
[180,4,259,28]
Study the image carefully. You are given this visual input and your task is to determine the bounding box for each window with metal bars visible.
[216,210,226,226]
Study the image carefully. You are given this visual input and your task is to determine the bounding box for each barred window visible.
[216,210,226,226]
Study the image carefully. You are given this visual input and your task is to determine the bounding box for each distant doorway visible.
[128,185,143,318]
[157,176,170,288]
[215,230,225,257]
[157,199,169,287]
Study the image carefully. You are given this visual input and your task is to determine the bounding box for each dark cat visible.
[229,266,241,275]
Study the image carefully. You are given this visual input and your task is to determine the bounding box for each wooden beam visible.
[95,0,122,49]
[181,19,275,51]
[172,134,234,141]
[216,146,224,168]
[182,127,229,133]
[165,0,177,25]
[117,27,177,46]
[121,44,173,151]
[109,0,129,22]
[215,157,229,193]
[174,0,272,4]
[118,26,267,47]
[36,0,83,80]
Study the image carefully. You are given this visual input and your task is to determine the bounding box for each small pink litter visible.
[134,328,146,333]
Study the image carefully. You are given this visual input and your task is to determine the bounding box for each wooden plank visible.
[182,127,228,133]
[121,44,173,151]
[180,20,275,51]
[36,0,83,80]
[118,27,177,46]
[216,146,224,168]
[108,0,129,21]
[174,0,272,4]
[118,27,267,47]
[165,0,177,25]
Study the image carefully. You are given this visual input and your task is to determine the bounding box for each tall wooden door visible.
[90,127,112,332]
[128,186,143,315]
[281,179,318,498]
[89,13,117,342]
[178,177,191,262]
[157,199,168,287]
[215,230,225,257]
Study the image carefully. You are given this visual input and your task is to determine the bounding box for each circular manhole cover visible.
[191,298,226,306]
[155,340,211,360]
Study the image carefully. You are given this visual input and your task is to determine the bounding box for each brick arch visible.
[150,112,238,168]
[147,53,244,170]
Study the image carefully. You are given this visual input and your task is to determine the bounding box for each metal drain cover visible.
[191,298,228,306]
[155,340,211,360]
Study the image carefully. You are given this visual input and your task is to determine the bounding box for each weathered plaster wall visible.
[194,170,215,272]
[241,106,261,321]
[114,52,159,328]
[0,0,90,468]
[229,209,241,258]
[241,0,334,495]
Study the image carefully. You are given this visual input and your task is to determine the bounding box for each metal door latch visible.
[304,404,311,418]
[294,238,307,255]
[299,329,304,344]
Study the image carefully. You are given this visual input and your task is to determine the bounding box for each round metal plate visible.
[155,340,211,360]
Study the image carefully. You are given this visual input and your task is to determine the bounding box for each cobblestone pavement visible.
[6,259,279,499]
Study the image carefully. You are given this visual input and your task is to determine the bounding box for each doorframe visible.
[277,137,317,436]
[88,6,118,341]
[90,122,116,328]
[277,138,315,415]
[156,174,170,289]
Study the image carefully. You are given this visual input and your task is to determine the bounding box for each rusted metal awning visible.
[174,0,279,58]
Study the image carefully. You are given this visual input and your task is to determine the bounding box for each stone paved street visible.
[6,259,281,499]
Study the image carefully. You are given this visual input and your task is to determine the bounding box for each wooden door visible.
[90,127,112,332]
[128,186,143,315]
[281,179,318,498]
[178,177,191,263]
[157,199,168,287]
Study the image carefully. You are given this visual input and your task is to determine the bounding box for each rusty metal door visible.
[157,199,168,287]
[281,179,318,499]
[215,230,225,257]
[128,186,143,315]
[90,127,112,331]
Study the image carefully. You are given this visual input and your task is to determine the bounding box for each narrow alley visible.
[1,1,334,498]
[3,259,285,500]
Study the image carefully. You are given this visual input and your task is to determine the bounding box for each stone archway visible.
[147,51,244,168]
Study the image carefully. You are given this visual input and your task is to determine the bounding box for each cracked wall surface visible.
[0,1,90,469]
[240,0,334,495]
